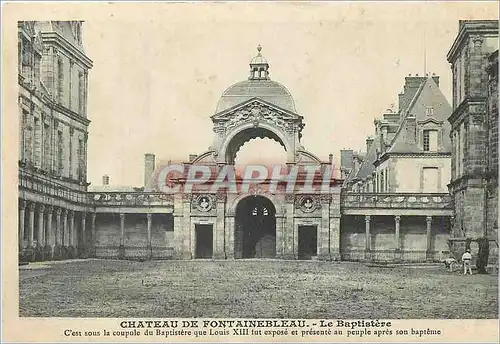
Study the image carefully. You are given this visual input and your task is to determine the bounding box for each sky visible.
[82,2,498,187]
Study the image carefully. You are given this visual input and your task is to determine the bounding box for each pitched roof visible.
[354,136,379,180]
[387,77,452,154]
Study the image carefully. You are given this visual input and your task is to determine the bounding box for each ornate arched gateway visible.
[171,46,344,261]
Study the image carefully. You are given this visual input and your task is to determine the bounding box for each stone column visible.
[275,215,284,259]
[119,213,125,259]
[62,209,68,247]
[68,210,75,258]
[54,208,61,259]
[318,198,331,260]
[182,196,192,259]
[329,191,342,261]
[37,204,45,247]
[61,209,68,259]
[55,208,61,246]
[28,202,35,248]
[190,220,196,259]
[364,215,371,260]
[45,206,53,259]
[91,212,96,258]
[293,222,299,260]
[69,211,75,246]
[329,217,341,261]
[426,216,433,261]
[213,195,226,259]
[19,200,26,249]
[224,216,235,259]
[283,196,295,259]
[80,212,88,258]
[45,206,53,246]
[146,213,152,260]
[394,215,401,261]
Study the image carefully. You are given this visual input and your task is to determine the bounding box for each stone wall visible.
[94,213,174,259]
[340,215,451,262]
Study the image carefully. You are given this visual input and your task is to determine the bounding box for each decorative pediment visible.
[211,98,304,138]
[417,118,444,126]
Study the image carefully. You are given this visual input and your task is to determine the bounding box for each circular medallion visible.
[298,196,318,213]
[195,195,213,212]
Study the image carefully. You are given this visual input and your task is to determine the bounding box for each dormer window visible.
[423,129,438,151]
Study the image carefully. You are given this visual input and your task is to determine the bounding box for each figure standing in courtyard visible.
[462,249,472,275]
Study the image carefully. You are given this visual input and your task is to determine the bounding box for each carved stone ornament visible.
[193,194,215,212]
[215,101,303,138]
[297,195,319,213]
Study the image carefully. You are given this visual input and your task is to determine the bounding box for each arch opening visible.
[225,127,287,165]
[234,195,276,259]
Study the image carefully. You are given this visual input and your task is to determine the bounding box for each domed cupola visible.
[215,45,296,114]
[249,45,270,80]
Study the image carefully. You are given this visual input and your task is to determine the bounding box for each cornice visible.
[40,32,93,69]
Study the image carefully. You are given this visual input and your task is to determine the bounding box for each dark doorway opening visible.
[195,224,213,259]
[235,195,276,258]
[298,225,317,260]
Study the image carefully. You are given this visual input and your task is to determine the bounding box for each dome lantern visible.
[249,44,270,80]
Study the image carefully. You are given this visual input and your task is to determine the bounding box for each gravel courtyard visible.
[19,259,498,319]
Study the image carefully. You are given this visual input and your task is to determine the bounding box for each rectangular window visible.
[425,106,434,116]
[423,130,438,152]
[422,167,439,192]
[57,59,64,103]
[57,130,63,175]
[33,117,41,168]
[78,138,84,180]
[43,123,50,171]
[78,72,84,114]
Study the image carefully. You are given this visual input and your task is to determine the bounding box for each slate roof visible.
[387,77,452,154]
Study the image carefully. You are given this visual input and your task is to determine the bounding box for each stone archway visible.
[223,126,287,165]
[235,195,276,258]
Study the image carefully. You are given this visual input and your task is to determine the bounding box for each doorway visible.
[195,224,213,259]
[298,225,317,260]
[235,195,276,258]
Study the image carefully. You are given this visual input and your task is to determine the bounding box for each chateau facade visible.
[446,20,499,255]
[18,21,93,261]
[18,21,497,265]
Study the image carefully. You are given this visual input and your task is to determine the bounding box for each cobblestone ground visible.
[19,259,498,318]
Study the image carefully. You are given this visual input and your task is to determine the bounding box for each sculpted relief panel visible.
[213,100,304,138]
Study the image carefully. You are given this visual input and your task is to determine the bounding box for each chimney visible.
[328,154,333,164]
[431,73,440,87]
[144,153,156,188]
[366,137,374,153]
[406,117,417,144]
[189,154,197,162]
[102,174,110,185]
[340,149,354,169]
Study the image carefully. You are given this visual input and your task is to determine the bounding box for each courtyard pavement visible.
[19,259,498,318]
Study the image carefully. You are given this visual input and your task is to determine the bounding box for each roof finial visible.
[257,44,262,54]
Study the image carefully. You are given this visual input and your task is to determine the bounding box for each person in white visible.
[461,249,472,275]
